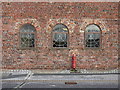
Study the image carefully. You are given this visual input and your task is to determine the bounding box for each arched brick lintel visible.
[14,18,41,32]
[47,19,76,33]
[80,19,109,33]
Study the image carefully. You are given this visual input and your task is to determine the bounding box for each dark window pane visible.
[53,33,67,47]
[53,24,68,48]
[53,33,67,42]
[53,41,67,47]
[86,24,100,32]
[20,24,35,33]
[53,24,68,32]
[21,33,29,47]
[21,33,35,48]
[86,38,100,48]
[86,33,100,40]
[85,24,100,48]
[20,24,35,48]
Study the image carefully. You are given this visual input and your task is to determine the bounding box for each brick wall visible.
[2,2,119,70]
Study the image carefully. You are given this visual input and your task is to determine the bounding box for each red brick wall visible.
[2,2,119,70]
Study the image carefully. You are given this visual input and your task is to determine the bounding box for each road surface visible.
[2,73,119,88]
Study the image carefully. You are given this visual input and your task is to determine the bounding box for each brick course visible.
[2,2,119,70]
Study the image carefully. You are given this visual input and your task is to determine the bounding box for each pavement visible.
[1,70,120,90]
[1,69,120,89]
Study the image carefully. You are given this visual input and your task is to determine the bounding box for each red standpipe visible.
[72,54,76,69]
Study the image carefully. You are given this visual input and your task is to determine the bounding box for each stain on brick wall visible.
[2,2,119,70]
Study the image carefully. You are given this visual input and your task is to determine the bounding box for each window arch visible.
[85,24,101,48]
[20,24,36,48]
[52,24,68,47]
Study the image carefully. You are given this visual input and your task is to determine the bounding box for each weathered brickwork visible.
[2,2,119,70]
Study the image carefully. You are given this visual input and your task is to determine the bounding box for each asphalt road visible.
[2,74,119,89]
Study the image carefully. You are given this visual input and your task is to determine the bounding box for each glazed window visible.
[20,24,36,48]
[52,24,68,47]
[85,24,101,48]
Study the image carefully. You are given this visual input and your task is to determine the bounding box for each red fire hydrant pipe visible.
[72,54,76,69]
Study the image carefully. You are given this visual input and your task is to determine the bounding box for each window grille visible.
[85,24,101,48]
[20,24,36,48]
[52,24,68,47]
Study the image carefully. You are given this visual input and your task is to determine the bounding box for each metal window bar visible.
[52,24,68,48]
[20,24,36,48]
[85,32,100,47]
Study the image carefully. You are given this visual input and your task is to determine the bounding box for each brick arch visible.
[53,23,69,30]
[14,18,41,32]
[80,19,109,33]
[47,19,76,34]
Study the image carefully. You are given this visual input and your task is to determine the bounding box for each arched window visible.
[85,24,101,48]
[52,24,68,47]
[20,24,36,48]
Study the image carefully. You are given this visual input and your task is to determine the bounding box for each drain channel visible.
[65,82,77,84]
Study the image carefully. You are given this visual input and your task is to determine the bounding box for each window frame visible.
[19,23,37,50]
[84,24,102,49]
[51,23,69,49]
